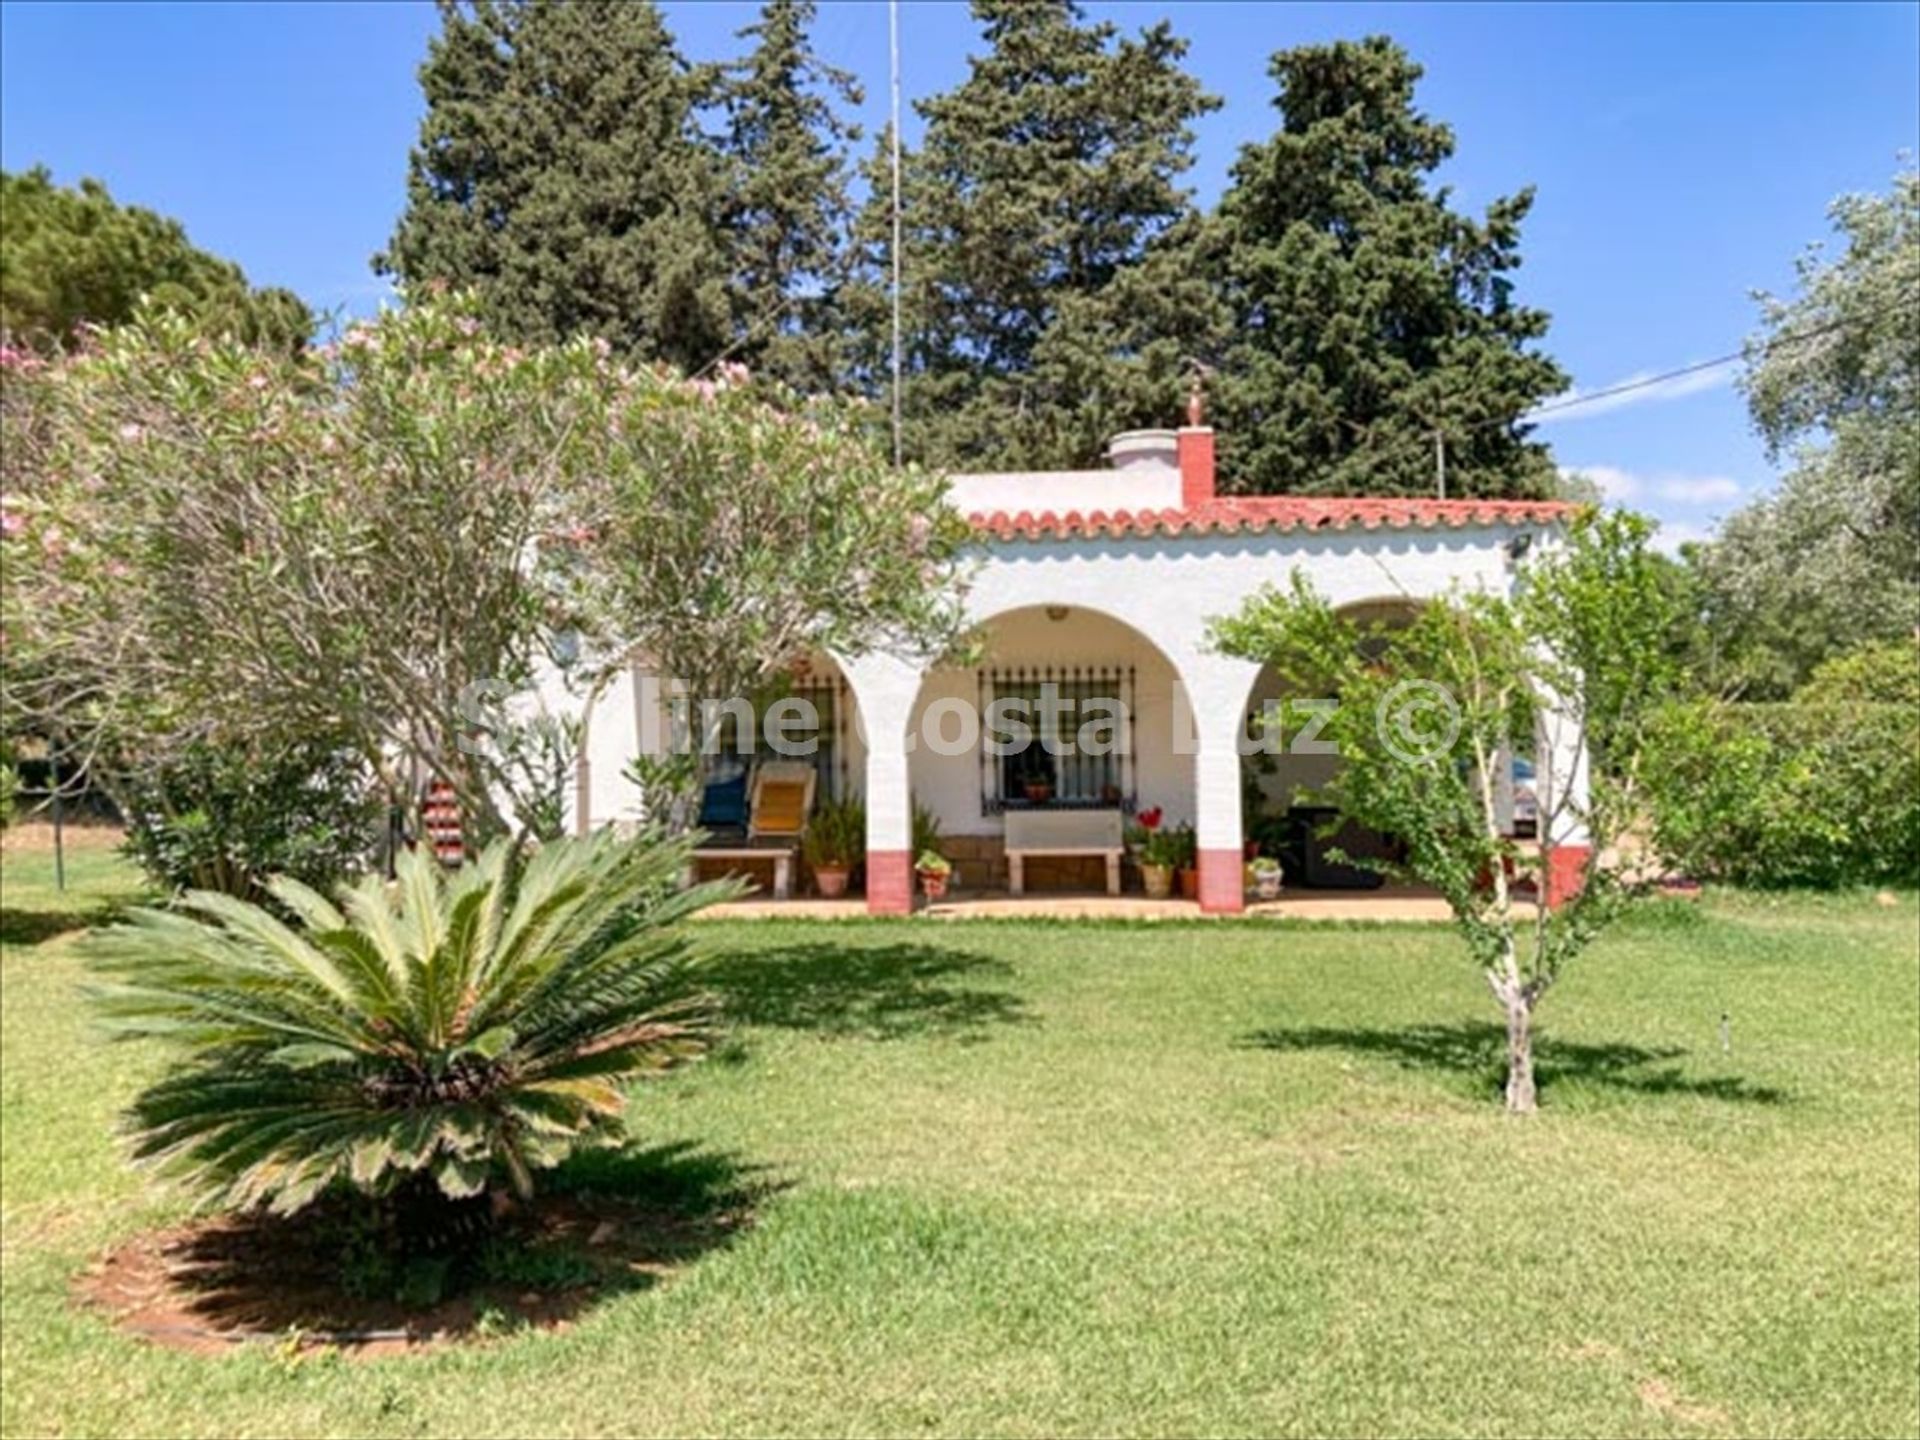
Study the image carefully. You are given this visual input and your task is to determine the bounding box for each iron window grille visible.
[978,664,1135,815]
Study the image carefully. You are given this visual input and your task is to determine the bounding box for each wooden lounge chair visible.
[690,761,816,900]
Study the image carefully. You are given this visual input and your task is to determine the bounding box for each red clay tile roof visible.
[969,496,1578,542]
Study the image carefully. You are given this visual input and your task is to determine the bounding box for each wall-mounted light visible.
[1045,605,1071,622]
[1506,533,1533,562]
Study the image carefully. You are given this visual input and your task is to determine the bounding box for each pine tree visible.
[377,0,731,374]
[848,0,1220,470]
[718,0,863,395]
[1,167,310,353]
[1213,37,1566,498]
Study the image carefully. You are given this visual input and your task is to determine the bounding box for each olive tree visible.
[1212,510,1682,1111]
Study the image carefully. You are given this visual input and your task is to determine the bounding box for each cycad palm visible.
[86,832,738,1216]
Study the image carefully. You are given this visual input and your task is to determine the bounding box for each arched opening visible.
[1239,596,1429,895]
[904,604,1196,895]
[648,648,867,900]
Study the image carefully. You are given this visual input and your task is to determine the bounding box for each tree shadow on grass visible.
[79,1140,781,1354]
[702,940,1032,1042]
[1241,1021,1791,1106]
[0,902,123,947]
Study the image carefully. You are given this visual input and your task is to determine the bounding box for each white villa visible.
[563,418,1587,915]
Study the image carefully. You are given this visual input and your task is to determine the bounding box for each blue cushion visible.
[700,769,750,829]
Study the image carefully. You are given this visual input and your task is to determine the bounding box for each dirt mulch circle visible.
[74,1191,749,1359]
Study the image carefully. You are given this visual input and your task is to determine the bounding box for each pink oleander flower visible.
[118,422,146,443]
[247,373,269,390]
[1,505,24,537]
[716,360,751,387]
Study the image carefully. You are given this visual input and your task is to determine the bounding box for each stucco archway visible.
[902,603,1196,894]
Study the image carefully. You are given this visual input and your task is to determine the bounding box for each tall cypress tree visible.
[377,0,730,374]
[1214,37,1565,498]
[849,0,1220,470]
[718,0,862,395]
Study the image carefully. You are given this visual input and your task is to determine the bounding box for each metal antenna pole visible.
[889,0,903,468]
[1434,430,1447,500]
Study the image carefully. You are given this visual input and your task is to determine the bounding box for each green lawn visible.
[3,846,1916,1439]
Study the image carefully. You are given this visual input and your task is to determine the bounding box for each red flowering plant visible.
[1126,806,1183,867]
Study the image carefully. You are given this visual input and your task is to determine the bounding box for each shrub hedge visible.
[119,737,381,898]
[1643,697,1919,888]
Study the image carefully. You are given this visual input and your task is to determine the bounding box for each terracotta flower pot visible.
[1023,782,1053,805]
[1177,866,1200,901]
[814,865,850,899]
[918,869,950,901]
[1139,863,1173,900]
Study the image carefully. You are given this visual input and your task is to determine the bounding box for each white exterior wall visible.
[842,522,1551,859]
[556,511,1586,901]
[947,463,1183,518]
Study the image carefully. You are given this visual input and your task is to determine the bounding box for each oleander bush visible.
[117,735,381,899]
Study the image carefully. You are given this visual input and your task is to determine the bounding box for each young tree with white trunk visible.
[1212,510,1682,1111]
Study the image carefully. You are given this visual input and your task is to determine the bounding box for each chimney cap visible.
[1107,429,1179,469]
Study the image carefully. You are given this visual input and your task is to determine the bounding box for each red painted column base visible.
[866,849,914,915]
[1544,845,1592,909]
[1197,848,1245,914]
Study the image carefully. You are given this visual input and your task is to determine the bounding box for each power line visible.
[1522,307,1881,427]
[1379,305,1898,494]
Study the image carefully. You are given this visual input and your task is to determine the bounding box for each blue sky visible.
[3,1,1915,542]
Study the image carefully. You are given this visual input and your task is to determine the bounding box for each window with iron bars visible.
[978,665,1135,814]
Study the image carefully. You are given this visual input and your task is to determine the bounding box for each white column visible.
[1182,655,1262,913]
[839,650,924,913]
[1535,692,1592,904]
[1535,698,1591,849]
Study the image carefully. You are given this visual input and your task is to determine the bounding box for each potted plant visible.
[915,849,953,901]
[1172,823,1200,900]
[803,798,865,899]
[1127,807,1178,899]
[1012,750,1053,806]
[1248,855,1283,901]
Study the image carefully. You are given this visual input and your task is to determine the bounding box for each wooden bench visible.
[689,845,795,900]
[1004,808,1125,896]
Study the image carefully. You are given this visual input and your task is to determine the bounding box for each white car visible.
[1512,757,1539,837]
